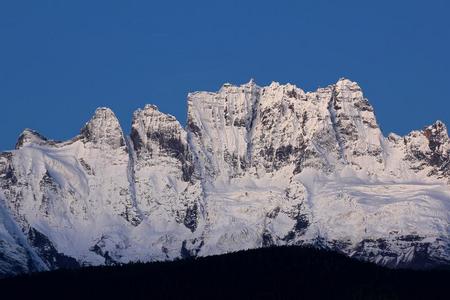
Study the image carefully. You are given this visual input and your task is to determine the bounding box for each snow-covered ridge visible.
[1,78,450,277]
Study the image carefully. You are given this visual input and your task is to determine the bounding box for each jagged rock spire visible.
[131,104,182,153]
[423,120,449,153]
[131,104,193,181]
[80,107,125,149]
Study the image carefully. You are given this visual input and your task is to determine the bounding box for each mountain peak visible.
[423,120,449,152]
[425,120,447,133]
[80,107,125,149]
[244,78,257,87]
[15,128,48,149]
[335,77,361,91]
[131,104,183,152]
[142,104,159,112]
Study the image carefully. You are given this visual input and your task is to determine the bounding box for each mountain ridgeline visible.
[1,78,450,277]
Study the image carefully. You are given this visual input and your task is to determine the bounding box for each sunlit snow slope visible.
[1,78,450,277]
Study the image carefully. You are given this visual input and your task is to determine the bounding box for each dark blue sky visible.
[1,0,449,151]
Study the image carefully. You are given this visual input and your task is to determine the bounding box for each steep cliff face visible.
[187,80,261,181]
[129,104,203,259]
[1,78,450,277]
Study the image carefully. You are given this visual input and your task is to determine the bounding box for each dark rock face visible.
[131,105,195,182]
[89,237,119,266]
[353,98,374,112]
[183,203,199,233]
[274,145,293,164]
[147,131,194,182]
[180,239,204,259]
[147,131,181,155]
[282,205,310,243]
[39,171,59,217]
[424,121,448,153]
[79,158,94,175]
[293,146,310,174]
[0,153,24,215]
[423,122,450,174]
[119,207,142,227]
[130,127,143,152]
[187,119,202,137]
[293,213,310,233]
[286,88,299,99]
[0,153,17,187]
[262,230,275,247]
[0,242,28,276]
[28,228,79,270]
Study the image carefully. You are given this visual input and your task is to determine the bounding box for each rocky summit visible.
[1,78,450,277]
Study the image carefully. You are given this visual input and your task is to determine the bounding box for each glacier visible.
[1,78,450,277]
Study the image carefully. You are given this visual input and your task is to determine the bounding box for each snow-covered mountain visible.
[1,78,450,277]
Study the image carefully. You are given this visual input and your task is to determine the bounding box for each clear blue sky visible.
[1,0,449,151]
